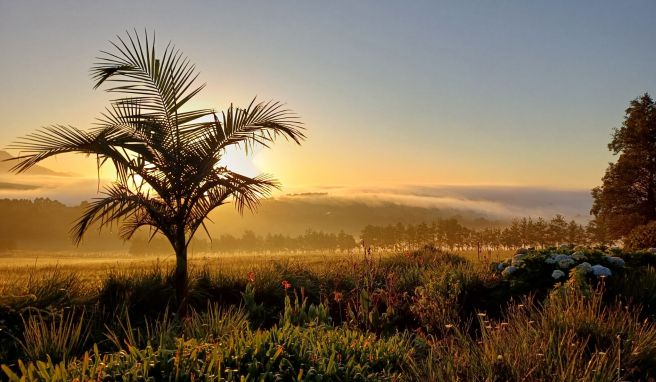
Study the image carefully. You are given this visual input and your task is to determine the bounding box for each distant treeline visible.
[361,215,605,251]
[0,198,603,253]
[130,230,358,254]
[0,198,124,251]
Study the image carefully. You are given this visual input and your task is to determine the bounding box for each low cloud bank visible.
[283,185,593,222]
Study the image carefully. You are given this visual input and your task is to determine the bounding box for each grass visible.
[1,246,655,381]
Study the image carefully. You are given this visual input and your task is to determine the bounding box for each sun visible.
[219,145,262,178]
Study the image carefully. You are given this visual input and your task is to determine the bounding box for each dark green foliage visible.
[624,221,656,250]
[591,93,656,239]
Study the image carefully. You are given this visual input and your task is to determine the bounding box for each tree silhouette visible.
[591,93,656,239]
[6,31,305,311]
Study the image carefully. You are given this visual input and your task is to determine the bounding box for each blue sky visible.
[1,0,655,191]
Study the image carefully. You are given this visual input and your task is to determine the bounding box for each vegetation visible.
[361,215,596,252]
[624,221,656,250]
[2,246,656,380]
[591,93,656,240]
[6,31,305,310]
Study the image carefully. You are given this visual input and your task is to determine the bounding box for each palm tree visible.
[6,30,305,311]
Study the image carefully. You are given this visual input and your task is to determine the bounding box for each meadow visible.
[1,246,656,381]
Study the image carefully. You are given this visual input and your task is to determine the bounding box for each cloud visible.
[0,181,40,190]
[282,184,593,221]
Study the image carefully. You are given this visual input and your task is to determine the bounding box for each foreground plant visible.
[2,324,413,382]
[7,30,305,311]
[417,280,656,381]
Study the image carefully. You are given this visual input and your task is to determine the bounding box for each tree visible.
[623,221,656,250]
[591,93,656,239]
[7,31,305,312]
[548,214,568,245]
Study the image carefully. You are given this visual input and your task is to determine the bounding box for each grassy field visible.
[0,249,509,293]
[1,246,655,381]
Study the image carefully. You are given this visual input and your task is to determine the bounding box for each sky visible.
[1,0,655,200]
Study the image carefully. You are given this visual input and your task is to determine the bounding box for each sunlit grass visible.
[0,249,507,295]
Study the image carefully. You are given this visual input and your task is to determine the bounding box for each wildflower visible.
[281,280,292,290]
[502,265,517,277]
[649,248,656,254]
[477,312,487,317]
[247,271,256,283]
[551,270,565,280]
[445,324,454,329]
[606,256,625,267]
[545,256,557,264]
[591,265,612,277]
[496,262,507,271]
[334,291,343,303]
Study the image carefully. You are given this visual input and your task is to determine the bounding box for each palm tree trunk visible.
[174,231,188,316]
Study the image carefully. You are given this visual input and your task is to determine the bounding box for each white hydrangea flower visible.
[558,258,575,269]
[606,256,625,267]
[496,263,506,271]
[545,256,557,264]
[502,266,518,277]
[551,270,565,280]
[576,262,592,274]
[591,264,612,277]
[571,251,587,261]
[553,254,571,262]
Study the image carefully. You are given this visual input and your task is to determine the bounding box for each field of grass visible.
[0,249,509,293]
[1,246,655,381]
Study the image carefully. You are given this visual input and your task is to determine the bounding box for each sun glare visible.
[219,145,261,178]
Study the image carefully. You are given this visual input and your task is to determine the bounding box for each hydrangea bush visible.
[493,246,629,295]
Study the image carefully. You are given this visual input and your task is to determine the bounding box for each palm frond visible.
[91,30,206,130]
[72,183,170,244]
[219,99,305,153]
